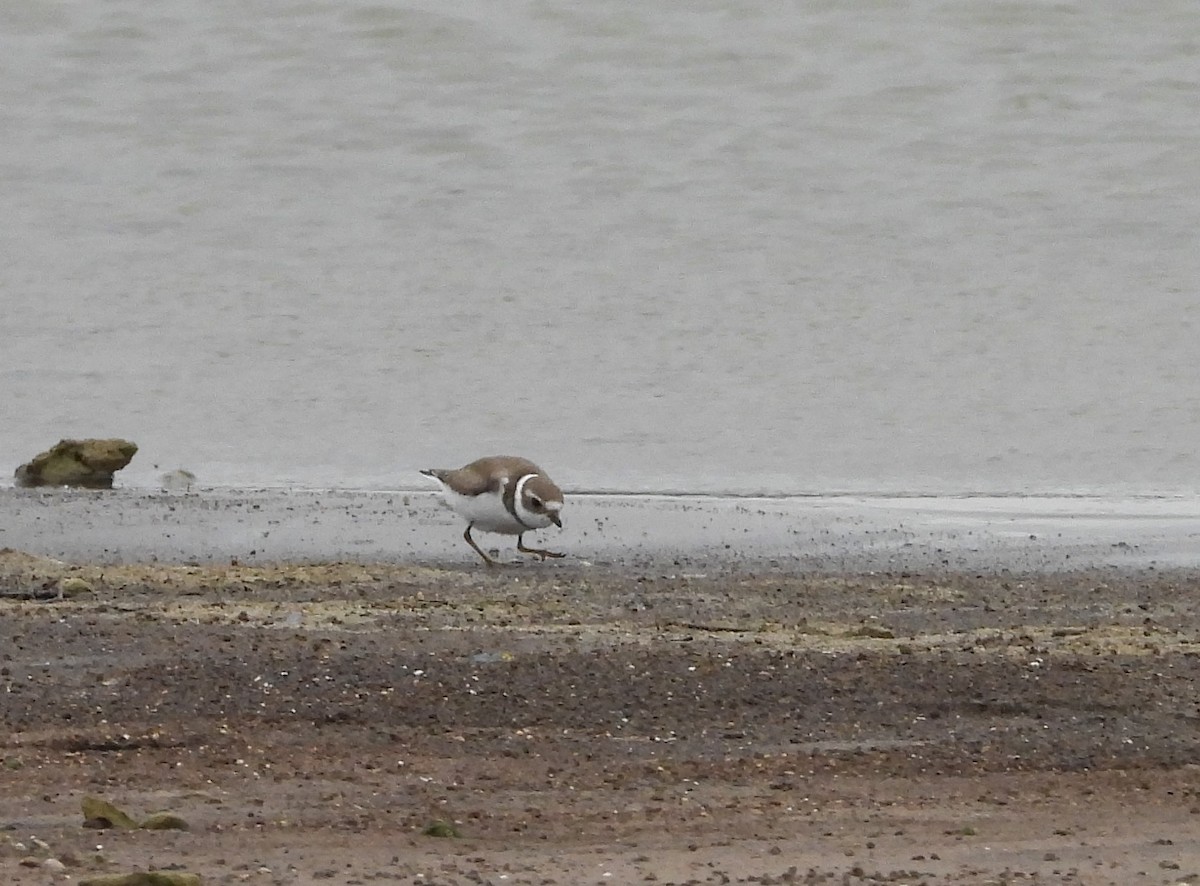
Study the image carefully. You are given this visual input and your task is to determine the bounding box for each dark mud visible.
[3,554,1200,884]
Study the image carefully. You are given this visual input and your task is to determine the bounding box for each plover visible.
[420,455,565,566]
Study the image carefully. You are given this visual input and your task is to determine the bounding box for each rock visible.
[78,874,202,886]
[14,439,138,489]
[139,813,190,831]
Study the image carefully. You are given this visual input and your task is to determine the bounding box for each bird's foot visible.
[517,537,566,561]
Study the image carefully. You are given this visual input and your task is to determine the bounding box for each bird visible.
[420,455,565,566]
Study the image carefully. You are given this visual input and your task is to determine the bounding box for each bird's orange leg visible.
[464,524,500,567]
[517,533,566,560]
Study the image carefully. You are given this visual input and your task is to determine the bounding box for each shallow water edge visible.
[2,487,1198,573]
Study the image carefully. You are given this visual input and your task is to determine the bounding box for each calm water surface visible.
[3,1,1199,494]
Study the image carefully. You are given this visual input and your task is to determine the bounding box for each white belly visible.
[443,488,526,535]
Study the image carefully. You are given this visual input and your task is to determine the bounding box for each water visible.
[4,1,1199,496]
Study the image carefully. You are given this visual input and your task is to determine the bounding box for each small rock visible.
[140,813,190,831]
[160,469,196,493]
[847,624,895,640]
[15,439,138,489]
[44,858,67,872]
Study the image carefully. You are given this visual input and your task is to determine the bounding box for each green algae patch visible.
[81,796,190,831]
[422,819,461,838]
[59,576,95,597]
[0,548,452,604]
[81,796,139,829]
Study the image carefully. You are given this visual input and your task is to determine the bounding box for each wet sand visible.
[3,490,1200,884]
[3,487,1200,571]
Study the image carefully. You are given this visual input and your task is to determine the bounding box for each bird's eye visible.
[530,497,542,509]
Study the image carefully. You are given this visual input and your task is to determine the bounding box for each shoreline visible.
[2,486,1200,572]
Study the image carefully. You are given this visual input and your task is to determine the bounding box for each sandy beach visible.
[3,490,1200,884]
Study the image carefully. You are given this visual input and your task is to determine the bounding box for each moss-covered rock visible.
[14,438,138,488]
